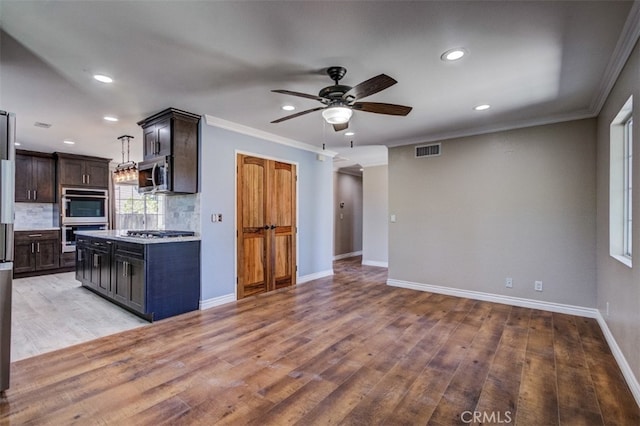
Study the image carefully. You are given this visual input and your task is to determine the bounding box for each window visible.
[114,184,165,230]
[610,96,633,267]
[623,116,633,257]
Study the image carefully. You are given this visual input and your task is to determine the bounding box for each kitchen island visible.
[75,230,200,321]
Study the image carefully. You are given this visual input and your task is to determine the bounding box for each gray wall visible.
[333,171,363,257]
[388,119,597,307]
[596,40,640,383]
[363,165,388,265]
[199,122,334,301]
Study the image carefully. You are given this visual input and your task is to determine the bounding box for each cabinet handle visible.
[87,174,90,184]
[31,242,34,253]
[27,189,31,200]
[155,141,160,155]
[33,190,37,200]
[37,242,40,253]
[28,234,42,237]
[93,254,99,268]
[123,261,129,277]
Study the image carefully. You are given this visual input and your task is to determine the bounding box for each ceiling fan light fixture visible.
[322,106,352,124]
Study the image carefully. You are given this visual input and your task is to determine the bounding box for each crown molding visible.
[590,0,640,114]
[204,115,338,158]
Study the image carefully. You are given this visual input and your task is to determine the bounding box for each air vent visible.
[34,121,52,128]
[415,143,441,158]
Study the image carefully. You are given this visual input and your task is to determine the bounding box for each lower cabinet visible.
[75,235,200,321]
[14,230,60,275]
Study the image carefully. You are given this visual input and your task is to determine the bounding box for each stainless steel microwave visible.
[138,156,170,193]
[61,187,108,225]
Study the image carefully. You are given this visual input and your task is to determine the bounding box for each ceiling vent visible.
[34,121,52,128]
[415,143,441,158]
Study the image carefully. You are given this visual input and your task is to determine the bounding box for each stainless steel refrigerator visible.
[0,110,15,393]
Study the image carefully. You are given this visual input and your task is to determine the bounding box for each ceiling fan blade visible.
[333,122,349,132]
[352,102,412,116]
[271,106,326,123]
[271,89,326,102]
[342,74,397,101]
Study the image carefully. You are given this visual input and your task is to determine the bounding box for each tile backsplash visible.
[164,193,200,233]
[14,203,56,229]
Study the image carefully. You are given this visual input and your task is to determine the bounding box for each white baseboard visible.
[298,269,334,284]
[387,278,598,318]
[333,251,362,261]
[595,312,640,407]
[362,259,388,268]
[200,293,235,310]
[387,278,640,406]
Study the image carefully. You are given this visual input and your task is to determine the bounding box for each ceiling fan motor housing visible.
[318,84,352,101]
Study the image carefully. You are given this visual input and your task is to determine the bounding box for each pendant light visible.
[113,135,138,184]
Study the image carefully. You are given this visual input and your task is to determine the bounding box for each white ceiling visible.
[0,1,638,167]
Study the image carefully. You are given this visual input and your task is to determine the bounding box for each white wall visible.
[596,39,640,386]
[199,121,334,301]
[333,171,363,257]
[362,165,388,266]
[388,119,597,307]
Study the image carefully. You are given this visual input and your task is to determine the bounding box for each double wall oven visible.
[61,187,108,252]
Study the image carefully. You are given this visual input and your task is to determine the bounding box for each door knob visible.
[263,225,270,230]
[270,225,276,230]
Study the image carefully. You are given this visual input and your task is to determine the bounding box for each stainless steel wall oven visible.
[61,187,108,225]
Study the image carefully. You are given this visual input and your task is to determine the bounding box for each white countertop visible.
[75,230,200,244]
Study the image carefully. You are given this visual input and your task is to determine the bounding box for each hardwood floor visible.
[1,257,638,424]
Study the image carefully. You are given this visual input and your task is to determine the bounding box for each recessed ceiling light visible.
[14,142,21,146]
[345,131,355,136]
[473,104,491,111]
[282,105,295,111]
[103,116,119,122]
[63,140,76,145]
[441,48,467,61]
[93,74,113,83]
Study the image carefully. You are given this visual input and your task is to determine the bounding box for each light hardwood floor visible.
[11,272,148,361]
[1,257,638,424]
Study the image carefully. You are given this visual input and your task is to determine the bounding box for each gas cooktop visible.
[125,230,195,239]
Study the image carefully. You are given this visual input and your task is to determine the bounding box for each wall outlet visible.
[211,213,222,222]
[505,277,513,288]
[534,280,543,292]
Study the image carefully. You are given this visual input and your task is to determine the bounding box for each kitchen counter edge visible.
[75,230,200,244]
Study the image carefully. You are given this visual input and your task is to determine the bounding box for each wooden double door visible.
[237,154,297,299]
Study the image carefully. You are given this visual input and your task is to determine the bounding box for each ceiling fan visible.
[271,66,412,131]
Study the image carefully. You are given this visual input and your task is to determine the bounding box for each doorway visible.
[236,154,297,299]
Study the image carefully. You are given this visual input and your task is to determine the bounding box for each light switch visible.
[390,214,397,223]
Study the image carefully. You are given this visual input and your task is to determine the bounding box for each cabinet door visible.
[113,256,130,305]
[143,125,157,159]
[15,155,33,202]
[76,245,90,283]
[85,160,109,188]
[156,118,172,157]
[59,158,85,186]
[34,239,59,271]
[90,250,111,294]
[14,241,35,274]
[113,255,145,313]
[127,257,145,313]
[33,156,55,202]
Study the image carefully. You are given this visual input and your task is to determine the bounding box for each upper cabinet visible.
[56,153,111,189]
[15,150,55,203]
[137,108,200,194]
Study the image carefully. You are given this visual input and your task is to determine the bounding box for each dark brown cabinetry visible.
[56,153,110,188]
[15,151,55,203]
[14,230,60,275]
[137,108,200,194]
